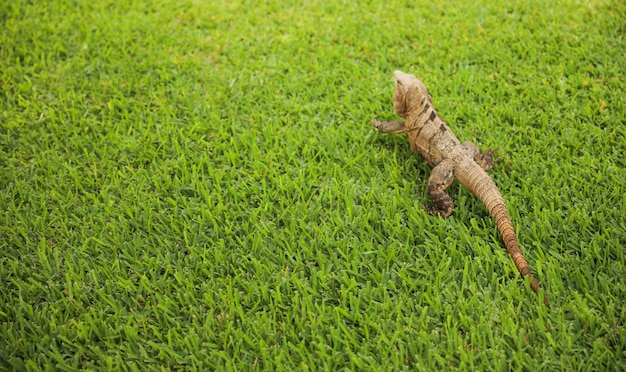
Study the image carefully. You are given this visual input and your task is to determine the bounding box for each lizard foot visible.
[427,206,453,218]
[478,148,502,171]
[369,119,406,133]
[427,160,455,218]
[370,119,382,128]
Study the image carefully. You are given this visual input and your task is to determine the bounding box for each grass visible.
[1,0,625,369]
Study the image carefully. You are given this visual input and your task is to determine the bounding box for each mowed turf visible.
[1,0,625,370]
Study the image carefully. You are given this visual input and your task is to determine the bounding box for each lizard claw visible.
[478,148,502,170]
[485,148,503,164]
[427,206,453,218]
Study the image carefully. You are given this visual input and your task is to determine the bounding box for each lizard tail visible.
[461,166,549,307]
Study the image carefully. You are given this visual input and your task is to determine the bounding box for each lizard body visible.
[371,70,548,306]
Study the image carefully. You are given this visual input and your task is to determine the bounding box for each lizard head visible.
[392,70,432,118]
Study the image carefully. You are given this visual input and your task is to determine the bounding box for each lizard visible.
[370,70,548,306]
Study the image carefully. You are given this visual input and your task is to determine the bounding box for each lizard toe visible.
[485,148,503,164]
[427,207,453,218]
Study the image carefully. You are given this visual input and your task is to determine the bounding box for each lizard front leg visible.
[427,159,455,217]
[370,120,406,133]
[462,141,501,171]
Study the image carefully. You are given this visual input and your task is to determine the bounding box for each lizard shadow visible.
[369,133,461,194]
[368,131,472,217]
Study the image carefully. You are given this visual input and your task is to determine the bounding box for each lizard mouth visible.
[393,70,412,85]
[393,70,406,79]
[392,71,409,117]
[393,90,407,117]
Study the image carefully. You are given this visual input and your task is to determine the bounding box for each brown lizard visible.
[370,70,548,306]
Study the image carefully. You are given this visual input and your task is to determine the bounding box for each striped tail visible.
[459,162,549,306]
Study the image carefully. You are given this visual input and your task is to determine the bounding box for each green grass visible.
[1,0,625,369]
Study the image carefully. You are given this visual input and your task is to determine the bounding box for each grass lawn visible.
[1,0,625,369]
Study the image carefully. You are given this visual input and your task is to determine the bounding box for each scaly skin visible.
[371,70,548,306]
